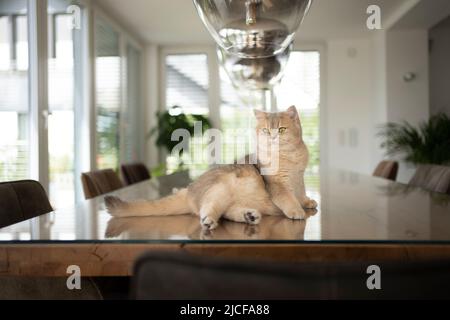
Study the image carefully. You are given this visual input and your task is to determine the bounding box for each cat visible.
[254,106,318,219]
[105,106,317,230]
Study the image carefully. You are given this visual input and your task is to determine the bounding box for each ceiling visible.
[391,0,450,30]
[94,0,413,45]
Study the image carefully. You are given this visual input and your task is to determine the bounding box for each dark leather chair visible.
[0,180,113,300]
[373,161,399,181]
[132,252,450,300]
[0,180,53,228]
[121,163,151,186]
[0,277,102,300]
[409,165,450,195]
[81,169,124,199]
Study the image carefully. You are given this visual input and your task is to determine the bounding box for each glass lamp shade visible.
[218,45,291,90]
[193,0,312,58]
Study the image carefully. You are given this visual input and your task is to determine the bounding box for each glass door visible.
[164,53,210,176]
[95,17,121,171]
[47,0,83,207]
[0,0,30,182]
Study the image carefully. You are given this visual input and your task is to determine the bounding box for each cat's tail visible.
[105,188,191,218]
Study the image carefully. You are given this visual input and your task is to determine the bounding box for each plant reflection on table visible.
[105,210,317,241]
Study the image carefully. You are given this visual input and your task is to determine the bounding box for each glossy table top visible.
[1,168,449,243]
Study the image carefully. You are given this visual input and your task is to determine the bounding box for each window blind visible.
[165,54,209,115]
[95,18,121,170]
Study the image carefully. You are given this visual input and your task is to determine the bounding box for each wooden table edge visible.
[1,243,450,276]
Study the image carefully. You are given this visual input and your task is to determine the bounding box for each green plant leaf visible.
[147,106,213,167]
[378,113,450,165]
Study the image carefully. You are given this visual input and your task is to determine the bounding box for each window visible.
[1,1,144,209]
[166,54,209,115]
[47,7,80,207]
[164,53,210,176]
[0,0,29,182]
[95,18,121,170]
[219,68,264,164]
[276,51,320,174]
[276,51,321,216]
[163,50,321,180]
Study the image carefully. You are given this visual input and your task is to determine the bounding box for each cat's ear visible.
[286,106,299,120]
[254,109,266,120]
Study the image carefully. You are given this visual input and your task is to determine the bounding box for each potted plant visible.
[378,113,450,166]
[148,106,212,176]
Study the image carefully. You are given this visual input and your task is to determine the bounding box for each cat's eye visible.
[262,128,270,135]
[279,127,287,134]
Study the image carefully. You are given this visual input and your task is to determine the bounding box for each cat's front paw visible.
[201,216,219,230]
[243,209,262,225]
[302,198,318,209]
[284,206,306,220]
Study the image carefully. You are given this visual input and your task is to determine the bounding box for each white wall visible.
[325,29,430,183]
[326,38,375,174]
[371,32,388,170]
[385,30,429,125]
[385,29,430,182]
[429,16,450,116]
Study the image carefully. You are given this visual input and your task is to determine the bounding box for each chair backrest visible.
[81,169,124,199]
[121,163,151,186]
[409,165,450,195]
[0,180,53,228]
[373,160,399,181]
[132,252,450,300]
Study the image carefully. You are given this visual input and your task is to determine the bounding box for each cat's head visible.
[254,106,303,143]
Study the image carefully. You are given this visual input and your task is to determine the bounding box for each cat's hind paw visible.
[201,216,219,230]
[244,209,262,225]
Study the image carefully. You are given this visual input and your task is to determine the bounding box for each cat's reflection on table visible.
[105,210,318,241]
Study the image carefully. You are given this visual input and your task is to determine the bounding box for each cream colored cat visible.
[105,106,317,230]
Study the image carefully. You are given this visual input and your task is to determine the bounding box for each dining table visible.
[1,168,450,277]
